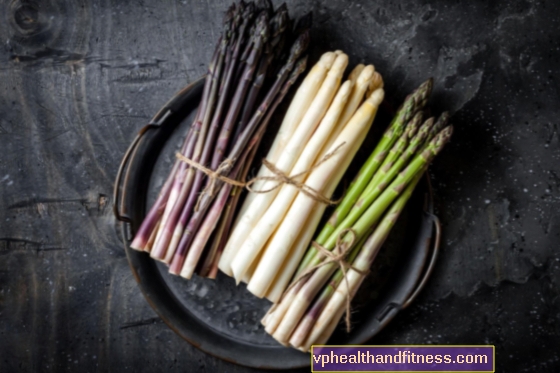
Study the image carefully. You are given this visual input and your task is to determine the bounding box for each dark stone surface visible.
[1,0,559,372]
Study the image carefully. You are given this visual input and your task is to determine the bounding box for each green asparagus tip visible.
[414,117,433,145]
[433,125,454,152]
[418,78,434,97]
[411,78,433,111]
[427,112,450,140]
[434,111,450,129]
[406,111,424,139]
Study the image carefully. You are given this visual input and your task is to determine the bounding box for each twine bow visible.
[284,228,369,333]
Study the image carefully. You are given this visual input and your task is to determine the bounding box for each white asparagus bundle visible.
[247,88,385,298]
[222,53,349,280]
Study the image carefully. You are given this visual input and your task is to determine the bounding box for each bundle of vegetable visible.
[260,79,453,351]
[129,0,311,279]
[218,51,386,301]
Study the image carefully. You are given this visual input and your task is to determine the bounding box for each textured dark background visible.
[1,0,559,372]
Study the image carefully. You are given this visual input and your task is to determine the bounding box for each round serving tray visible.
[113,77,441,369]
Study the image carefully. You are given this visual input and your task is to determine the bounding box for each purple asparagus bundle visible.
[130,1,310,280]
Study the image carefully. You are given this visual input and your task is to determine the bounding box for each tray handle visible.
[113,116,169,223]
[113,77,205,225]
[402,212,441,309]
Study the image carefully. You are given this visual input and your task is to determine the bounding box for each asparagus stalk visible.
[295,79,433,277]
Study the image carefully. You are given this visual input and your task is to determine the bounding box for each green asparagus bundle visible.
[130,0,311,279]
[261,79,453,350]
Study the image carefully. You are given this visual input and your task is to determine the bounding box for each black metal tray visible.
[113,77,441,369]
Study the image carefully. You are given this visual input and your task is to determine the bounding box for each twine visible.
[283,228,369,333]
[175,142,346,209]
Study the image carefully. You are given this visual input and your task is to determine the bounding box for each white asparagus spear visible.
[228,54,349,283]
[234,52,337,225]
[267,88,385,342]
[318,65,375,158]
[366,71,385,98]
[348,64,365,84]
[219,52,340,276]
[241,243,265,283]
[232,80,353,286]
[263,285,299,334]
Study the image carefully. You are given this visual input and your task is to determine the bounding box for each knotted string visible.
[283,228,369,333]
